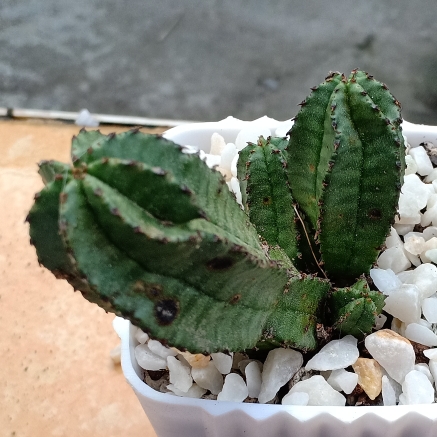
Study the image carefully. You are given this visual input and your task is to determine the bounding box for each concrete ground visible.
[1,0,437,124]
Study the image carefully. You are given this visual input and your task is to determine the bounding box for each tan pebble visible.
[352,358,383,400]
[177,351,211,368]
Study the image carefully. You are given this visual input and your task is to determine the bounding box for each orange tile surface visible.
[0,119,166,437]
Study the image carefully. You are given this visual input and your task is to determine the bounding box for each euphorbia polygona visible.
[27,70,404,353]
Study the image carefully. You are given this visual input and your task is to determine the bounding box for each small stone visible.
[148,339,178,359]
[422,141,437,166]
[244,361,262,398]
[365,330,415,383]
[385,227,403,248]
[404,154,418,176]
[134,328,149,344]
[258,348,303,404]
[220,142,237,169]
[404,323,437,347]
[369,268,402,295]
[381,374,402,406]
[374,313,388,330]
[423,226,437,241]
[404,263,437,299]
[399,370,435,404]
[414,363,434,384]
[210,132,227,155]
[423,348,437,361]
[409,146,434,176]
[135,344,167,371]
[383,284,421,324]
[167,356,192,392]
[191,361,223,395]
[393,223,415,236]
[211,352,233,375]
[167,383,207,398]
[305,335,359,371]
[377,245,411,273]
[352,358,383,400]
[404,234,426,256]
[420,238,437,263]
[327,368,358,394]
[217,373,248,402]
[176,350,211,368]
[285,375,346,406]
[282,391,310,406]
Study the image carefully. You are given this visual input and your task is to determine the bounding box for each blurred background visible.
[1,0,437,124]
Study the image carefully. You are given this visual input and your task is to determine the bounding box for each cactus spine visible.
[28,70,405,354]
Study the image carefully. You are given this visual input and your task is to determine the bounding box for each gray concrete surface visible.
[1,0,437,124]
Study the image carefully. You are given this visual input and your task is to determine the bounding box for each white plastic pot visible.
[114,118,437,437]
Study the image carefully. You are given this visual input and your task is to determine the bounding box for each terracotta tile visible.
[0,120,165,437]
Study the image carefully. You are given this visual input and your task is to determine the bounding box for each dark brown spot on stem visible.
[206,256,234,271]
[155,299,179,325]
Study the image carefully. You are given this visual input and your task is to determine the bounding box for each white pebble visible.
[167,383,207,398]
[211,352,233,375]
[393,223,415,236]
[382,374,402,406]
[191,361,224,395]
[286,375,346,406]
[399,370,435,404]
[258,348,303,404]
[424,226,437,241]
[244,361,262,398]
[365,330,415,383]
[305,335,359,371]
[135,344,167,371]
[167,356,192,392]
[370,268,402,295]
[405,323,437,347]
[281,391,309,406]
[230,177,243,206]
[404,234,426,256]
[423,295,437,323]
[220,143,237,169]
[414,363,434,384]
[375,313,388,330]
[385,227,403,248]
[424,348,437,361]
[383,284,421,325]
[148,339,178,359]
[217,373,248,402]
[377,245,411,273]
[409,146,434,176]
[407,263,437,299]
[425,168,437,183]
[210,133,227,155]
[134,328,150,344]
[327,368,358,394]
[429,360,437,387]
[404,154,418,175]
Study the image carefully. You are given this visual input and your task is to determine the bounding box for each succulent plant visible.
[27,70,405,354]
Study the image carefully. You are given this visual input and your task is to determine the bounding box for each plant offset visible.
[27,70,405,354]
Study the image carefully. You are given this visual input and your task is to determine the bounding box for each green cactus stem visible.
[237,135,298,264]
[287,70,405,283]
[328,279,385,338]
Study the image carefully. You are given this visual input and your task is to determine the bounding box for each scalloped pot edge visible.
[113,119,437,437]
